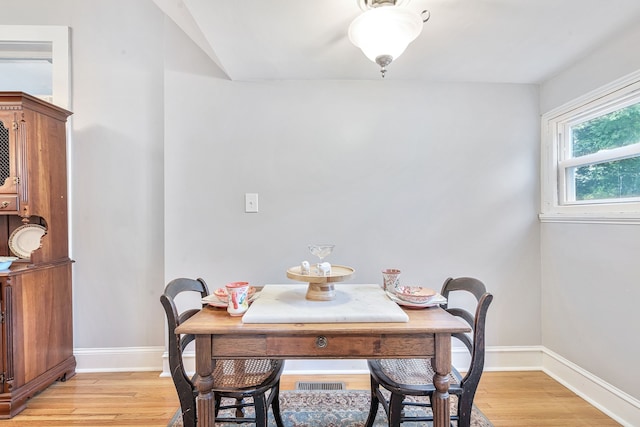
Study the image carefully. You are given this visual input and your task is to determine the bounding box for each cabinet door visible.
[0,279,6,393]
[0,113,18,195]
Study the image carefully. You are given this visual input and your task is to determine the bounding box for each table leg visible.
[432,333,451,427]
[195,335,215,426]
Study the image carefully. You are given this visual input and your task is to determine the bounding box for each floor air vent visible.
[295,381,346,391]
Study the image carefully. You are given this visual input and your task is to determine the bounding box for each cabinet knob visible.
[315,336,328,348]
[0,201,9,208]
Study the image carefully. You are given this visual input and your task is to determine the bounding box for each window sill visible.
[539,212,640,224]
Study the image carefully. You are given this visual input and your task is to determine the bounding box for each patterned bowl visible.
[394,286,436,304]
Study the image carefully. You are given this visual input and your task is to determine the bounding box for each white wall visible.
[540,24,640,401]
[163,20,542,350]
[70,1,165,349]
[0,0,167,353]
[540,23,640,113]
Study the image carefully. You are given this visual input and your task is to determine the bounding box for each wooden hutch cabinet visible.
[0,92,75,418]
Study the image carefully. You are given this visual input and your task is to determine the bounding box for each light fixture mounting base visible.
[358,0,410,10]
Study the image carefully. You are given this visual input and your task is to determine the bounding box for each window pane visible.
[0,60,52,96]
[571,157,640,201]
[571,102,640,157]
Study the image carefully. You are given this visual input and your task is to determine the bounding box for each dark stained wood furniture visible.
[366,277,494,427]
[160,277,285,427]
[175,298,470,427]
[0,92,75,418]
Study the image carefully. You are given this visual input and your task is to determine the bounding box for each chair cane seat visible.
[213,359,284,390]
[370,358,461,389]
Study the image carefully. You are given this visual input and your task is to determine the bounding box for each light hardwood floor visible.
[0,371,620,426]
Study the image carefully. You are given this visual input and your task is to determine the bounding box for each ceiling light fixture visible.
[348,0,429,78]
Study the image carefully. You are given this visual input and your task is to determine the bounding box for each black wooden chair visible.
[160,277,285,427]
[365,276,493,427]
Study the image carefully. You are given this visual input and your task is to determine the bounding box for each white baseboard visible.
[77,345,639,426]
[74,346,165,372]
[542,349,640,427]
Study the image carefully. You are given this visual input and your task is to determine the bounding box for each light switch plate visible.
[245,193,259,213]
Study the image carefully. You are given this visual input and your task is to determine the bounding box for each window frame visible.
[540,70,640,224]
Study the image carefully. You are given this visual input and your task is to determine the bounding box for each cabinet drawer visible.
[0,196,18,212]
[264,334,434,358]
[210,333,435,358]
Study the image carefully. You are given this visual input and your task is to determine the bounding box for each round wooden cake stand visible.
[286,265,355,301]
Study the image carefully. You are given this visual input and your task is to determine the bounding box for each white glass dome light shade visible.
[348,6,424,64]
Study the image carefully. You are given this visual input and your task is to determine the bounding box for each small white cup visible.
[382,269,401,292]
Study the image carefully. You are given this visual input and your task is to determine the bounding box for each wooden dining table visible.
[175,286,471,427]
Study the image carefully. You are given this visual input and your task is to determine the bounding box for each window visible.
[541,70,640,223]
[0,26,70,109]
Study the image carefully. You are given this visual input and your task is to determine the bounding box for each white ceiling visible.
[154,0,640,83]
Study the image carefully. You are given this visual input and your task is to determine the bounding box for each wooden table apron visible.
[175,306,471,427]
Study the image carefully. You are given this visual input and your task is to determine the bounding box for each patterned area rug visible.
[168,390,493,427]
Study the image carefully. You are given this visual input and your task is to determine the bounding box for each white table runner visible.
[242,284,408,323]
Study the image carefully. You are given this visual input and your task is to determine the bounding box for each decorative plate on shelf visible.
[8,224,46,259]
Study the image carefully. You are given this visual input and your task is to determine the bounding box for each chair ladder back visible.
[440,277,487,304]
[448,307,474,354]
[459,292,493,389]
[160,277,211,427]
[440,276,486,358]
[164,277,210,299]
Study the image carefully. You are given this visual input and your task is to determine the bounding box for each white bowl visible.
[0,256,18,270]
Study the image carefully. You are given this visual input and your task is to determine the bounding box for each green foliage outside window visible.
[571,103,640,200]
